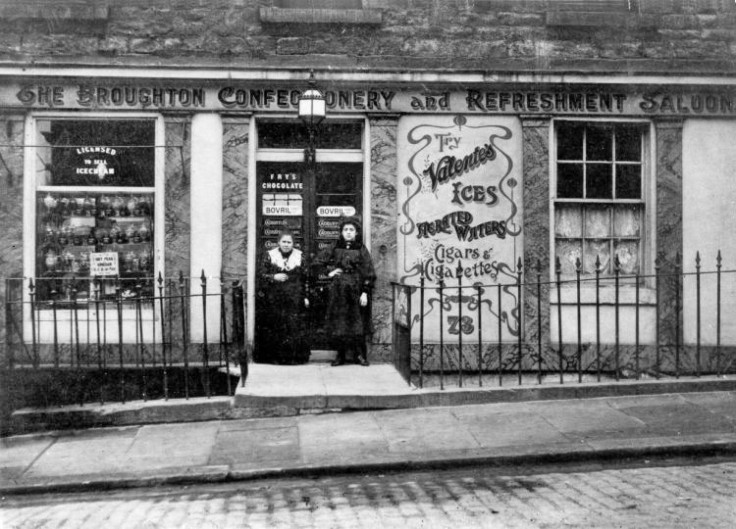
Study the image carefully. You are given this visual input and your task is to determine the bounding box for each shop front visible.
[2,71,736,377]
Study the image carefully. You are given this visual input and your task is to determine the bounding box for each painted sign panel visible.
[8,83,736,117]
[397,115,523,343]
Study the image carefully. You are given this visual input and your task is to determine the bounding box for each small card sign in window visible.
[89,252,119,276]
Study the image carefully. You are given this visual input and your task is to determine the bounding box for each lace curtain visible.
[555,204,641,275]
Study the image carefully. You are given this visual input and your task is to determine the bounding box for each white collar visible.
[268,247,302,271]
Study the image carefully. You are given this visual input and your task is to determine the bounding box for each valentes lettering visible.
[422,143,497,192]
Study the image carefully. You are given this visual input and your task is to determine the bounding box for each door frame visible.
[246,114,371,348]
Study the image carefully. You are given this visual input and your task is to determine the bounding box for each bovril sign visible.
[316,206,356,217]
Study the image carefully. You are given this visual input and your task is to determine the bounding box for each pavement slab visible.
[0,436,55,481]
[2,391,736,495]
[680,391,736,422]
[609,398,736,436]
[122,422,220,470]
[22,429,138,478]
[209,426,299,467]
[374,408,480,453]
[450,406,571,448]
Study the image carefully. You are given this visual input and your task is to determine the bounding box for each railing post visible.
[93,277,104,404]
[456,261,463,388]
[575,257,582,384]
[675,252,681,379]
[695,251,701,378]
[419,273,425,389]
[614,255,620,382]
[477,284,483,388]
[115,276,125,404]
[201,270,210,399]
[716,250,722,376]
[4,279,17,369]
[157,272,169,401]
[29,279,38,369]
[179,271,190,399]
[654,256,661,378]
[555,257,563,384]
[136,281,146,401]
[72,278,83,405]
[220,275,232,396]
[51,284,59,369]
[72,278,80,370]
[595,255,601,382]
[635,268,640,380]
[497,282,502,387]
[439,278,445,391]
[536,259,542,385]
[516,258,523,386]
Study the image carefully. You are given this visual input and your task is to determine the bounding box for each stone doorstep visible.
[7,375,736,435]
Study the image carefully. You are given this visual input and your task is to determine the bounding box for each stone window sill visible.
[259,7,382,25]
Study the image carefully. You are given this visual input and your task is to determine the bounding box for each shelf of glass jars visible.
[37,219,154,304]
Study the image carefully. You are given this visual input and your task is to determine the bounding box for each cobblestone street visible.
[3,459,735,529]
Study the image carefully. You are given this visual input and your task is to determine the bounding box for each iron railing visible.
[2,271,245,408]
[392,252,736,389]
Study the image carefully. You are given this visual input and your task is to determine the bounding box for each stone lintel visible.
[260,7,382,25]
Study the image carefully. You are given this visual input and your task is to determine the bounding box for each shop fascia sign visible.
[11,83,736,117]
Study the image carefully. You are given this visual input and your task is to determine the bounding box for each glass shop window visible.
[34,118,158,303]
[554,122,646,278]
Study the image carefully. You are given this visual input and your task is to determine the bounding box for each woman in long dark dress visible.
[256,231,310,364]
[319,218,376,366]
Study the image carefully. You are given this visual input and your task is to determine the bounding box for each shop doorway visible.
[253,119,365,360]
[255,161,363,352]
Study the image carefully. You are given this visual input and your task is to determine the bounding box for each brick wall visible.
[0,0,732,74]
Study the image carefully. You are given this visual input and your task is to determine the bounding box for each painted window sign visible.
[397,115,523,343]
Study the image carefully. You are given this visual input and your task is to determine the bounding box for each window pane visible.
[555,204,582,237]
[586,126,613,161]
[555,239,582,275]
[615,125,642,161]
[616,164,641,199]
[584,239,611,274]
[586,164,612,199]
[615,240,640,275]
[36,120,155,187]
[315,163,362,194]
[585,206,611,238]
[613,205,641,237]
[557,122,584,160]
[557,163,583,198]
[36,191,155,302]
[259,121,362,149]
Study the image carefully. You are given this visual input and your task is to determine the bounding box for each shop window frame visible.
[22,111,166,339]
[550,118,654,293]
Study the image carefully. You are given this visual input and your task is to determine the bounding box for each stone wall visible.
[0,115,25,366]
[0,1,732,74]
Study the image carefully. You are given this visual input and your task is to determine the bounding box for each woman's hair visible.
[277,230,295,242]
[336,217,363,247]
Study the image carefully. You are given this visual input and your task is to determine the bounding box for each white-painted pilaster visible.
[190,113,223,342]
